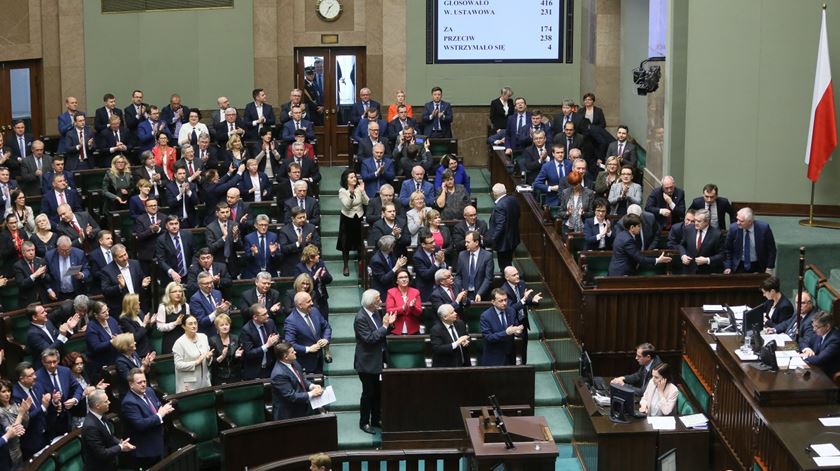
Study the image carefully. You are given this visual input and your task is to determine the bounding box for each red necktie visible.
[79,131,86,160]
[72,220,83,237]
[696,230,703,251]
[292,365,306,390]
[448,288,455,301]
[59,192,66,206]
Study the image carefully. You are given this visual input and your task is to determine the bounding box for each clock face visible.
[318,0,342,21]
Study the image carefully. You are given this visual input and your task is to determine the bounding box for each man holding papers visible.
[800,311,840,377]
[270,342,323,420]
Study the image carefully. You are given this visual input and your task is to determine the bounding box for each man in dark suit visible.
[413,231,448,300]
[398,165,435,207]
[280,89,317,125]
[644,176,686,230]
[368,236,406,299]
[160,94,189,137]
[554,121,585,160]
[284,291,332,374]
[504,97,531,156]
[480,289,523,366]
[549,99,582,140]
[41,174,82,224]
[430,304,471,367]
[81,389,135,470]
[237,272,283,322]
[120,369,174,469]
[282,142,321,184]
[93,93,124,133]
[606,125,638,171]
[355,120,391,159]
[801,311,840,377]
[0,168,18,216]
[244,88,277,142]
[353,107,389,143]
[281,105,315,143]
[155,216,193,284]
[36,348,83,437]
[583,200,614,250]
[277,163,303,202]
[56,96,80,155]
[239,304,281,380]
[487,184,520,270]
[360,145,395,198]
[278,207,321,276]
[133,199,166,276]
[165,166,200,228]
[677,209,725,274]
[13,362,52,461]
[610,342,662,396]
[668,209,696,250]
[421,87,453,138]
[283,180,321,227]
[133,151,167,199]
[607,214,671,276]
[8,120,33,160]
[516,110,553,148]
[349,88,381,126]
[186,248,232,298]
[214,107,247,150]
[189,272,230,337]
[56,204,101,252]
[724,207,777,274]
[271,342,323,420]
[63,113,95,171]
[455,231,494,302]
[26,304,80,368]
[500,266,543,365]
[533,145,573,206]
[367,203,410,257]
[122,90,147,138]
[354,290,395,434]
[688,183,737,232]
[15,241,51,305]
[45,236,90,301]
[365,184,405,225]
[392,129,432,177]
[100,244,151,314]
[136,105,173,153]
[18,139,51,196]
[41,156,76,195]
[242,215,282,278]
[766,291,819,348]
[205,202,242,277]
[193,133,221,172]
[387,104,418,146]
[93,115,129,166]
[571,153,596,190]
[614,205,660,250]
[451,205,489,252]
[518,130,550,184]
[429,268,470,317]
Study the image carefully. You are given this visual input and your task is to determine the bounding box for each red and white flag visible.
[805,7,837,182]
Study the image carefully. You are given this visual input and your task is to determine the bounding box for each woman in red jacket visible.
[385,268,423,335]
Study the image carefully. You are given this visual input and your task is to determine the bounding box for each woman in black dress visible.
[155,281,190,354]
[336,168,369,276]
[293,244,333,319]
[208,313,243,385]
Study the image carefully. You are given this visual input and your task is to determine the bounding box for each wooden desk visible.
[460,406,557,471]
[681,307,840,470]
[570,379,709,471]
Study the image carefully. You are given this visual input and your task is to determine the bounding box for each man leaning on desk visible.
[610,342,662,396]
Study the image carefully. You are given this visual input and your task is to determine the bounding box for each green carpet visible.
[528,341,553,371]
[325,261,359,285]
[324,343,357,376]
[535,371,566,407]
[535,405,574,443]
[329,313,357,343]
[327,375,362,411]
[334,411,380,449]
[329,286,364,312]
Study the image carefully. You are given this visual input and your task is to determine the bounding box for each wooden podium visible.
[460,406,558,471]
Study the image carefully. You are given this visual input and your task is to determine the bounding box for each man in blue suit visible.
[281,105,315,143]
[240,304,281,380]
[135,105,173,152]
[93,93,124,133]
[607,214,671,276]
[583,200,615,250]
[504,97,531,156]
[487,184,520,270]
[56,97,80,155]
[413,231,448,300]
[353,107,389,142]
[271,342,323,420]
[455,231,495,302]
[36,348,83,437]
[533,145,573,207]
[155,216,194,284]
[189,272,230,337]
[421,87,453,138]
[801,311,840,378]
[13,362,51,461]
[360,145,395,198]
[398,165,435,207]
[501,266,543,365]
[46,236,90,301]
[480,289,524,366]
[244,88,277,142]
[41,174,82,224]
[27,304,80,362]
[284,291,332,374]
[242,214,282,278]
[349,88,381,126]
[516,110,553,148]
[121,369,175,469]
[724,207,777,275]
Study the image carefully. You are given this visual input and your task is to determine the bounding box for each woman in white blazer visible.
[172,315,214,392]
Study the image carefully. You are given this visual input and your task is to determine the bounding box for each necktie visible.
[72,219,83,238]
[304,314,317,337]
[258,324,268,367]
[363,102,369,112]
[51,373,61,393]
[29,261,35,273]
[151,215,156,225]
[416,181,421,192]
[79,131,86,160]
[19,137,25,156]
[743,229,752,271]
[386,255,393,269]
[696,230,703,252]
[143,393,157,414]
[229,123,235,133]
[35,157,41,171]
[434,103,441,130]
[518,114,524,130]
[259,294,266,307]
[448,287,455,301]
[207,294,216,308]
[174,236,186,276]
[188,162,194,176]
[468,253,477,290]
[105,250,112,264]
[259,235,267,269]
[231,207,237,221]
[450,324,465,363]
[114,131,120,145]
[291,365,306,390]
[498,310,506,328]
[618,142,624,156]
[371,313,381,329]
[295,121,300,130]
[59,192,66,206]
[223,223,231,258]
[296,227,302,240]
[299,198,305,210]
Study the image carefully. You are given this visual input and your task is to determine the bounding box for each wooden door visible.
[294,47,366,166]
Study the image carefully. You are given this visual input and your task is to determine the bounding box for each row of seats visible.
[804,264,840,316]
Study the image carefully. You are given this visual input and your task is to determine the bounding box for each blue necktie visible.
[743,230,752,271]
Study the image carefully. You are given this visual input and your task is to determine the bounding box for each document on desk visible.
[786,355,808,369]
[647,416,676,430]
[819,417,840,426]
[815,456,840,467]
[761,333,792,347]
[811,443,840,457]
[703,304,725,312]
[679,413,709,429]
[310,385,336,409]
[734,349,758,361]
[729,305,749,320]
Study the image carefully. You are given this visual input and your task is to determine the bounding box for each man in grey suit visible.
[354,289,395,434]
[19,140,52,196]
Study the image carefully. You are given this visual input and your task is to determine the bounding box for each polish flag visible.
[805,8,837,182]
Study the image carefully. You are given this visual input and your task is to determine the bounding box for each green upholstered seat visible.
[150,356,177,397]
[149,328,163,355]
[387,337,427,368]
[0,284,20,311]
[32,457,56,471]
[681,362,710,413]
[53,436,84,471]
[173,389,221,467]
[64,336,87,355]
[817,285,837,314]
[805,268,821,298]
[676,391,696,416]
[9,313,31,345]
[219,381,268,427]
[581,252,611,278]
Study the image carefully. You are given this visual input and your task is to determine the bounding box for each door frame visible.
[0,60,44,138]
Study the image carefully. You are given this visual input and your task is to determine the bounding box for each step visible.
[320,237,353,261]
[329,313,357,343]
[527,341,553,371]
[555,457,583,471]
[535,371,566,407]
[320,197,343,215]
[324,260,359,286]
[534,406,574,443]
[327,375,361,412]
[531,308,571,339]
[544,338,581,371]
[329,286,363,313]
[324,343,357,376]
[335,411,381,450]
[322,216,341,237]
[516,258,543,283]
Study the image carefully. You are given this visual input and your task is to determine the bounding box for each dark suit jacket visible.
[803,327,840,377]
[120,389,165,459]
[422,100,453,137]
[645,186,686,229]
[81,412,121,471]
[350,100,381,126]
[583,217,615,250]
[517,123,553,149]
[0,229,25,277]
[280,156,321,184]
[35,366,82,435]
[776,309,819,349]
[623,355,662,396]
[606,140,639,168]
[213,118,247,149]
[13,382,49,457]
[353,118,389,142]
[284,308,331,374]
[205,219,241,274]
[480,306,518,366]
[14,256,50,305]
[136,120,173,152]
[19,154,53,196]
[7,132,32,159]
[186,261,232,298]
[41,190,83,224]
[501,280,537,329]
[160,104,189,135]
[123,104,146,133]
[56,211,101,250]
[238,287,282,321]
[356,137,392,159]
[367,217,410,257]
[368,250,397,299]
[488,194,520,253]
[280,101,317,125]
[155,230,194,280]
[360,157,396,198]
[455,249,494,300]
[101,260,147,314]
[490,97,515,131]
[667,222,687,250]
[430,320,470,367]
[94,106,124,133]
[678,226,725,274]
[429,280,470,316]
[86,317,122,375]
[615,211,660,250]
[398,179,435,207]
[242,231,282,278]
[270,360,314,420]
[573,106,607,131]
[62,126,95,170]
[724,220,777,272]
[759,295,794,329]
[165,180,199,227]
[533,159,573,206]
[518,144,549,184]
[45,246,90,295]
[132,211,168,262]
[505,112,531,152]
[96,126,132,159]
[412,248,447,301]
[281,119,315,143]
[26,320,66,364]
[57,111,75,154]
[244,101,277,141]
[353,308,393,374]
[238,172,272,202]
[239,319,279,379]
[277,223,320,276]
[553,132,585,154]
[283,196,321,227]
[387,117,419,144]
[365,196,405,225]
[688,196,736,231]
[189,289,223,337]
[607,231,657,276]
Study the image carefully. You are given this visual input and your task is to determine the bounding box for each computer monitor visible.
[609,384,635,423]
[657,448,676,471]
[758,339,779,371]
[724,304,739,333]
[580,350,594,386]
[744,306,764,336]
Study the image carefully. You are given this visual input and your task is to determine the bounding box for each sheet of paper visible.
[709,343,717,351]
[679,413,708,428]
[819,417,840,426]
[64,265,83,277]
[734,349,758,361]
[775,350,799,358]
[788,356,808,369]
[762,334,791,347]
[703,304,724,312]
[310,385,336,409]
[492,145,505,151]
[714,331,740,337]
[729,305,750,320]
[812,443,840,457]
[647,416,676,430]
[814,456,840,467]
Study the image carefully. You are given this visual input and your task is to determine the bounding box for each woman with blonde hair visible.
[282,273,315,318]
[406,191,431,245]
[208,313,243,385]
[387,89,413,122]
[128,178,154,217]
[223,133,250,169]
[594,155,621,199]
[29,213,58,257]
[102,154,133,211]
[156,282,190,354]
[173,315,213,392]
[113,332,154,397]
[293,244,332,319]
[118,293,154,357]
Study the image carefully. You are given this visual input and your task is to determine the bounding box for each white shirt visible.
[119,263,135,293]
[250,174,262,202]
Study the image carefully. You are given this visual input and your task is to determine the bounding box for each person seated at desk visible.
[757,276,794,329]
[639,362,678,416]
[763,291,819,348]
[610,342,662,396]
[800,311,840,378]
